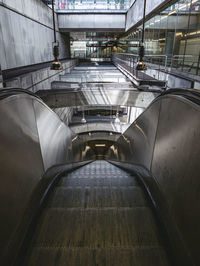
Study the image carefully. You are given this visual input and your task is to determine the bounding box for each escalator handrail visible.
[3,160,93,266]
[0,88,41,101]
[160,88,200,106]
[108,160,194,266]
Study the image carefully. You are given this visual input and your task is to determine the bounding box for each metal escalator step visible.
[59,162,139,187]
[59,176,139,187]
[66,172,132,177]
[47,186,148,208]
[32,207,163,248]
[25,246,170,266]
[65,161,127,174]
[24,161,171,266]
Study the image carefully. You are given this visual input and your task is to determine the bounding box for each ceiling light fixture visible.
[95,144,106,147]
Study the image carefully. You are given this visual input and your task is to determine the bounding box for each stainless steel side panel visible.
[0,96,44,256]
[34,101,72,170]
[111,100,160,168]
[151,96,200,263]
[107,94,200,264]
[0,94,73,260]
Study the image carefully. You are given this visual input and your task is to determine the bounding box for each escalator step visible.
[25,246,169,266]
[59,176,139,187]
[24,161,170,266]
[31,207,163,248]
[48,186,148,208]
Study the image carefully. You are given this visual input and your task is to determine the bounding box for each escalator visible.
[23,160,171,266]
[0,88,200,266]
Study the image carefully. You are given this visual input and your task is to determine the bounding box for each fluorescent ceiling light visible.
[95,144,106,147]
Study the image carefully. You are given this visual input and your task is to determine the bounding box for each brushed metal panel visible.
[151,95,200,264]
[108,93,200,265]
[34,101,72,170]
[114,100,160,168]
[40,86,158,109]
[0,95,44,256]
[0,93,74,262]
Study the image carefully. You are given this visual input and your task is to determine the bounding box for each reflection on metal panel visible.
[106,93,200,265]
[151,96,200,257]
[70,121,130,134]
[78,131,120,142]
[116,100,160,168]
[0,93,73,261]
[34,101,72,170]
[0,95,44,257]
[38,86,158,109]
[151,96,200,265]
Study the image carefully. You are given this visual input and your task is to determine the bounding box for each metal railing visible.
[113,52,167,69]
[112,53,168,85]
[170,55,200,75]
[112,53,200,84]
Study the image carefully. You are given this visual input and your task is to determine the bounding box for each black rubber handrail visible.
[0,88,41,101]
[3,160,93,266]
[109,160,194,266]
[160,88,200,106]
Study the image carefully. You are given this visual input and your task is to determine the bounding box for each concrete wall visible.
[0,0,54,28]
[0,0,70,70]
[126,0,167,31]
[58,13,125,31]
[5,59,77,92]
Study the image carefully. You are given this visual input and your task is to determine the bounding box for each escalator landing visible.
[24,161,170,266]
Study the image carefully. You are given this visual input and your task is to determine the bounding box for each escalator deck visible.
[24,161,170,266]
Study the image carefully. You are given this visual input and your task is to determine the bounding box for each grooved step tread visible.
[25,161,170,265]
[32,207,163,247]
[59,176,138,187]
[48,186,148,208]
[25,246,170,266]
